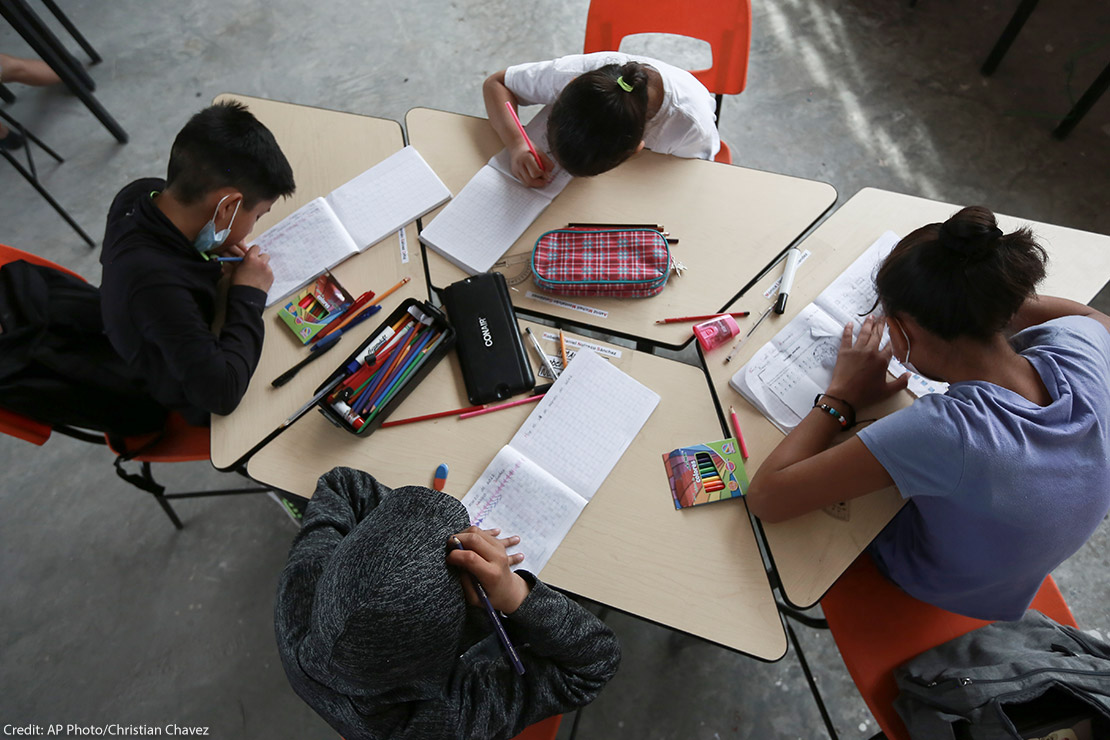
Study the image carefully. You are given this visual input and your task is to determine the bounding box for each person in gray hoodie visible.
[274,467,620,740]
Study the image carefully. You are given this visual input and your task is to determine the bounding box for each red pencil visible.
[458,392,544,420]
[655,312,751,324]
[505,101,545,173]
[380,403,485,428]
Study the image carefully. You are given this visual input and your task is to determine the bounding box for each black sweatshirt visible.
[275,468,621,740]
[100,178,266,425]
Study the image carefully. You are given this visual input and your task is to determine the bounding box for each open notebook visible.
[418,106,575,275]
[730,231,948,433]
[252,145,451,306]
[461,349,660,575]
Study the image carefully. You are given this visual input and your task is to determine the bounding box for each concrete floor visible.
[2,0,1108,738]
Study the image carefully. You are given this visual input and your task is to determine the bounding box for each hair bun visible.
[938,221,1002,262]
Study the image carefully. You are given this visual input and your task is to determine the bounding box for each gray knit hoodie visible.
[274,467,620,740]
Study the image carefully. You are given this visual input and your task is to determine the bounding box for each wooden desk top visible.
[703,187,1110,608]
[248,320,788,660]
[209,95,429,470]
[405,107,836,349]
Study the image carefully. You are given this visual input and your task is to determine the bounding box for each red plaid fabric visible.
[531,229,671,298]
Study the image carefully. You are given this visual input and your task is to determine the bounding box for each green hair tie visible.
[616,76,634,93]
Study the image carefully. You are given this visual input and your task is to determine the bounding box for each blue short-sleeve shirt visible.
[857,316,1110,620]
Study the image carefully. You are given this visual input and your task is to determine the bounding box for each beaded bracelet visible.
[813,393,857,429]
[814,402,849,430]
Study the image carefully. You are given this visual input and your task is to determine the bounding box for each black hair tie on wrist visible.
[814,393,857,430]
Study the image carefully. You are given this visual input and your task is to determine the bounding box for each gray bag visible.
[894,611,1110,740]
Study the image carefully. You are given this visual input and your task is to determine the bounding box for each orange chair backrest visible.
[583,0,752,95]
[509,714,562,740]
[0,244,87,445]
[821,553,1076,740]
[0,243,86,281]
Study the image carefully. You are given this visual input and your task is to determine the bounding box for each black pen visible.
[271,332,342,387]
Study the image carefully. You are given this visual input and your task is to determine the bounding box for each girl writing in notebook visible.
[745,206,1110,621]
[483,52,720,186]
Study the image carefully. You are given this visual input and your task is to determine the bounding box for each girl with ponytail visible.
[745,206,1110,621]
[484,52,720,185]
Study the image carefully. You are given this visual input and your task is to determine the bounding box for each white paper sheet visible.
[460,349,659,574]
[254,198,358,306]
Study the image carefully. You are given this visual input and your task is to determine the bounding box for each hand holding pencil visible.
[504,102,553,188]
[448,528,529,614]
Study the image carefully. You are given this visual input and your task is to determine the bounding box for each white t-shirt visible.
[504,52,721,161]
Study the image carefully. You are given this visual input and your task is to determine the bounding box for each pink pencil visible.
[458,393,544,420]
[504,101,545,172]
[729,405,750,461]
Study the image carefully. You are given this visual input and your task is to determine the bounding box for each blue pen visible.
[452,536,526,675]
[211,256,244,262]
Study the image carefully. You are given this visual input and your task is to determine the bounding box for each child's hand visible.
[216,240,249,276]
[231,244,274,293]
[826,316,909,409]
[512,147,554,188]
[447,526,530,614]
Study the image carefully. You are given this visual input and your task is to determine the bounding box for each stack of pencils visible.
[326,307,448,432]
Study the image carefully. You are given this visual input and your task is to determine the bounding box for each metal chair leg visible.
[980,0,1041,76]
[0,2,128,143]
[1052,61,1110,140]
[2,148,96,246]
[0,82,15,103]
[39,0,102,64]
[2,0,96,90]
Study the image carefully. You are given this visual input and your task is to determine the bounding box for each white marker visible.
[773,247,802,314]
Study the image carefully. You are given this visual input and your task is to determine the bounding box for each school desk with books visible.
[254,145,450,305]
[245,318,788,660]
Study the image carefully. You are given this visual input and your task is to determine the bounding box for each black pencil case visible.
[441,272,535,405]
[315,298,455,437]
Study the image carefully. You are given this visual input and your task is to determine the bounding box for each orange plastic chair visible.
[511,714,563,740]
[583,0,752,130]
[820,552,1077,740]
[0,244,268,529]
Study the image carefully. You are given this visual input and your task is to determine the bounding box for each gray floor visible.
[2,1,1108,738]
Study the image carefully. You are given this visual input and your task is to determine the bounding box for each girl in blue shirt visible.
[746,206,1110,620]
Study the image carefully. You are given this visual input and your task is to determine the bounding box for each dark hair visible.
[166,102,295,208]
[875,206,1048,341]
[546,61,650,177]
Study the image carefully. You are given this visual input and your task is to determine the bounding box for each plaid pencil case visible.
[531,228,671,298]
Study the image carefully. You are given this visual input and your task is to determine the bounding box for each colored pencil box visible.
[662,438,749,510]
[315,298,455,437]
[441,272,535,405]
[531,228,671,298]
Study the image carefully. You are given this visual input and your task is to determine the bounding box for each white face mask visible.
[896,320,923,376]
[193,194,240,254]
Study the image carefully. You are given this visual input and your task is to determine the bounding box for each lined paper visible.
[461,350,660,574]
[255,198,358,306]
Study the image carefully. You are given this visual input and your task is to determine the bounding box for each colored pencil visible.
[458,393,545,420]
[310,291,377,344]
[505,101,544,173]
[655,312,751,324]
[380,402,485,427]
[366,276,411,307]
[558,330,569,369]
[729,405,750,461]
[452,537,525,675]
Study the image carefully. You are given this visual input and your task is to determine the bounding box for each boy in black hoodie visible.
[100,102,295,424]
[275,468,621,740]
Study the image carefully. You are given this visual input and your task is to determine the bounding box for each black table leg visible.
[0,83,15,103]
[981,0,1041,76]
[1053,61,1110,140]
